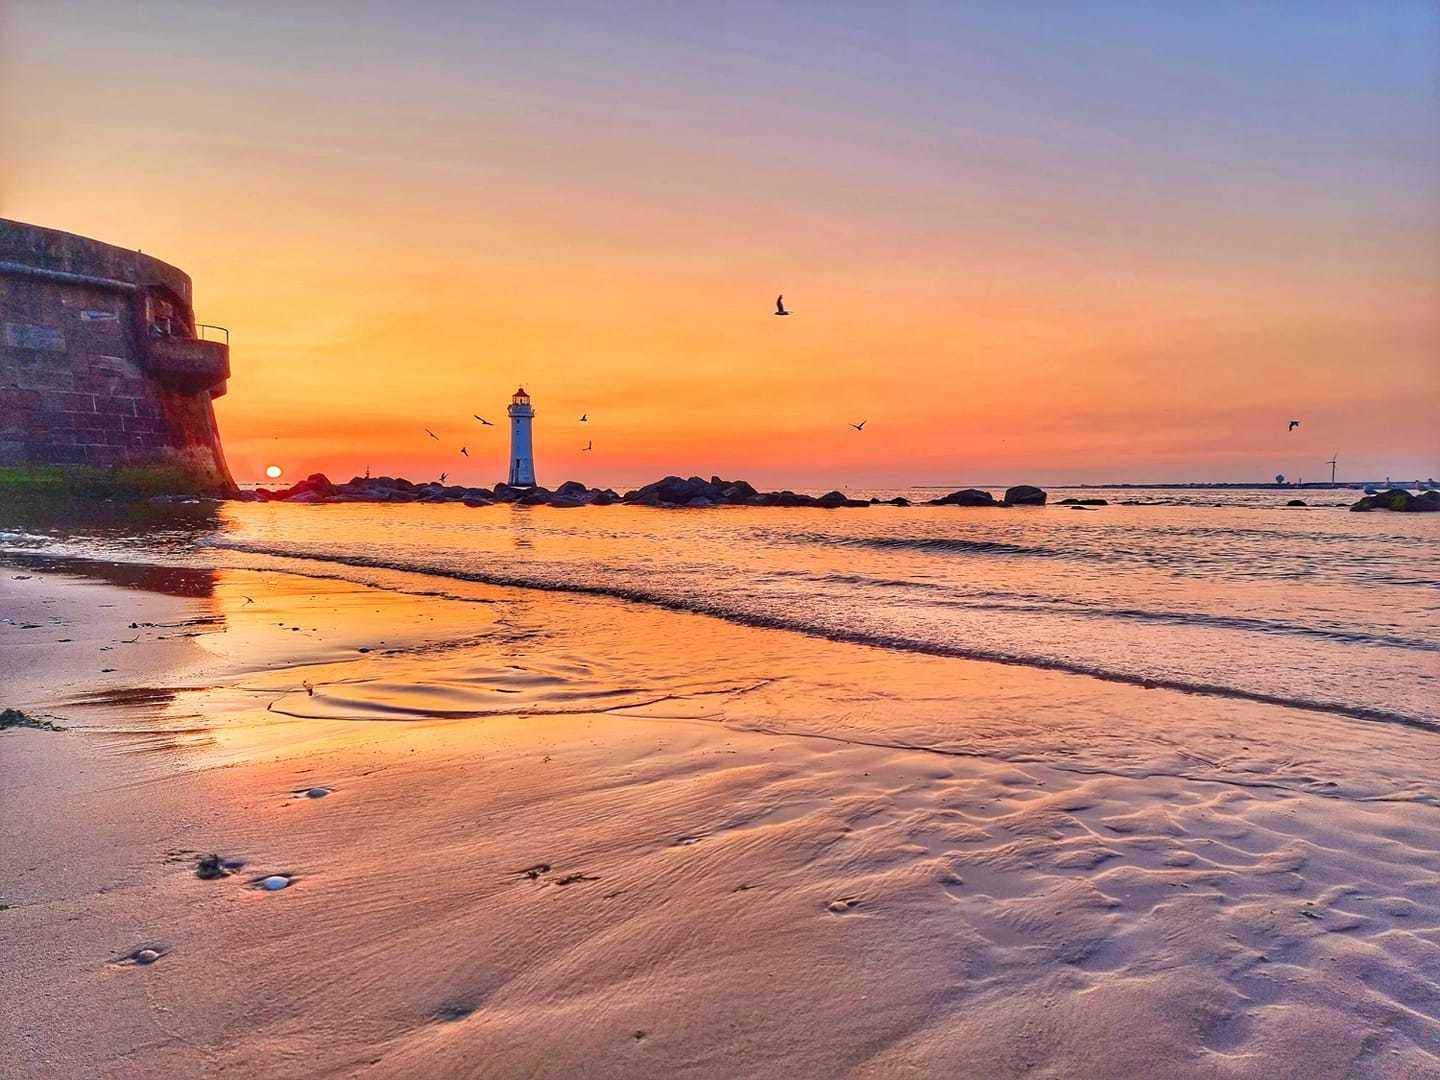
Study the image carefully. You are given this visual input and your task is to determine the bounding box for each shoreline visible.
[3,557,1439,1077]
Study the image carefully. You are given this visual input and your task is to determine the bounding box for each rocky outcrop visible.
[1058,497,1107,506]
[235,474,1064,511]
[242,472,881,509]
[927,486,1050,507]
[1003,485,1047,506]
[928,489,998,507]
[1350,489,1440,513]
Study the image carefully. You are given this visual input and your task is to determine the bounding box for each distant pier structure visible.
[507,386,536,486]
[0,219,233,491]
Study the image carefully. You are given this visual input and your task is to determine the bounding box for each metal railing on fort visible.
[196,324,230,345]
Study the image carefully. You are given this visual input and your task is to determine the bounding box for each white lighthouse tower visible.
[507,387,536,487]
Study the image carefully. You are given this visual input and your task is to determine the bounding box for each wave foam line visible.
[202,540,1439,735]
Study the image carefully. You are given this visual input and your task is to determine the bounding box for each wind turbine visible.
[1326,454,1338,485]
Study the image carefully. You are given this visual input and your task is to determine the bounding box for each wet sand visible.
[2,562,1438,1078]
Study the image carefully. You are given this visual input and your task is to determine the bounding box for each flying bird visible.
[579,413,588,422]
[850,420,867,431]
[775,295,790,316]
[1288,420,1301,431]
[438,472,447,483]
[460,447,468,457]
[473,415,493,426]
[424,428,439,440]
[582,440,593,452]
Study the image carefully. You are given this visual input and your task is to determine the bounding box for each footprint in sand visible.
[827,896,862,914]
[554,872,600,886]
[195,853,243,880]
[433,1003,477,1023]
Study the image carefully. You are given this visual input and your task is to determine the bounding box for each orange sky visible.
[4,3,1437,487]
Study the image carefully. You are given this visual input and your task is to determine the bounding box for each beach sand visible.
[2,560,1438,1078]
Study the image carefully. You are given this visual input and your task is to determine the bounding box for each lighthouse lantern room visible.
[507,387,536,487]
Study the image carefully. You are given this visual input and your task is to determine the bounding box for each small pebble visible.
[261,875,291,891]
[305,787,331,799]
[134,949,161,965]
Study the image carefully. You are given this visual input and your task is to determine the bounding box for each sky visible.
[3,1,1438,488]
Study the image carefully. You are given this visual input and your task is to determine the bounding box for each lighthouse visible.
[507,387,537,487]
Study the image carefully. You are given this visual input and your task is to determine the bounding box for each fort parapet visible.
[0,219,233,493]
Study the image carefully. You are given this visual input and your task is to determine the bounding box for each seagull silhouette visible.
[473,415,493,426]
[775,295,790,316]
[579,413,588,422]
[438,472,447,483]
[424,428,439,440]
[460,447,468,457]
[582,440,593,452]
[850,420,867,431]
[1288,420,1301,431]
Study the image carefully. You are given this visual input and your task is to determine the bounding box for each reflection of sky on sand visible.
[6,558,1440,1077]
[25,555,1433,807]
[12,496,1439,725]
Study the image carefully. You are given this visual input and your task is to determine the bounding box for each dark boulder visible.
[813,491,868,508]
[1286,499,1307,507]
[929,489,997,507]
[349,475,413,491]
[1058,498,1108,506]
[625,475,706,505]
[773,491,818,507]
[1350,489,1439,513]
[719,480,758,503]
[297,473,337,496]
[1003,485,1047,506]
[262,472,337,501]
[555,480,590,498]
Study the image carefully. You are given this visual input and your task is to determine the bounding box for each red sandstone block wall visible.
[0,277,180,467]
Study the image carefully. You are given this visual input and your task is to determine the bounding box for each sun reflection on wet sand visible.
[3,557,1440,1078]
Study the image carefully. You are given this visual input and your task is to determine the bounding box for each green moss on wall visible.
[0,463,228,500]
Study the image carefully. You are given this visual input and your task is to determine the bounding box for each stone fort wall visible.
[0,219,233,491]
